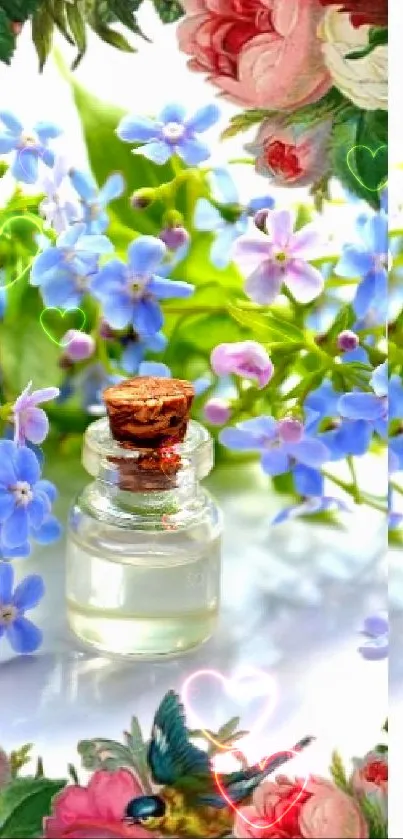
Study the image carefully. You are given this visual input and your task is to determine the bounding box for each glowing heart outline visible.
[0,213,44,290]
[181,667,278,754]
[213,748,310,831]
[39,306,87,347]
[346,144,388,194]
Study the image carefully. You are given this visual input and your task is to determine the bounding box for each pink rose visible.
[245,118,332,187]
[351,752,388,800]
[233,775,369,838]
[43,769,155,839]
[177,0,332,110]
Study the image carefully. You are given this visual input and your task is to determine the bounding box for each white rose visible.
[318,9,387,111]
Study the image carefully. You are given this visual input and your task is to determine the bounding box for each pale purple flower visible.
[204,398,232,426]
[358,613,388,661]
[234,209,324,305]
[211,341,274,389]
[39,154,80,234]
[63,330,95,362]
[277,417,304,444]
[12,382,60,445]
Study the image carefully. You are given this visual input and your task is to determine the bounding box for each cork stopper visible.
[102,377,195,492]
[103,377,195,447]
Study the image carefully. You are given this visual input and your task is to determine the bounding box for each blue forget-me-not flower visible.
[0,563,44,654]
[31,222,113,309]
[90,235,194,337]
[117,103,220,166]
[335,212,388,319]
[70,170,125,234]
[0,111,61,184]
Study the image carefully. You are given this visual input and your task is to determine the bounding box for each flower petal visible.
[0,441,17,485]
[148,276,194,300]
[338,392,383,421]
[194,198,223,232]
[19,408,49,445]
[34,121,61,142]
[14,446,41,485]
[12,574,45,611]
[11,150,39,184]
[99,173,125,204]
[70,169,97,201]
[139,361,171,377]
[0,492,15,522]
[210,226,239,269]
[137,141,172,165]
[128,236,166,276]
[286,438,329,467]
[0,134,18,153]
[177,138,210,166]
[0,562,14,603]
[289,223,321,258]
[261,448,289,475]
[2,507,29,549]
[160,103,186,124]
[284,260,324,304]
[219,428,262,451]
[293,464,324,496]
[31,515,62,545]
[186,104,220,133]
[0,111,23,134]
[336,246,373,278]
[34,479,58,502]
[117,114,158,143]
[6,616,43,654]
[133,298,163,336]
[245,260,283,305]
[267,209,293,249]
[211,168,239,204]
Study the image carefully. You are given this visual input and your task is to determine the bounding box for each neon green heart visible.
[39,307,87,346]
[0,213,43,290]
[346,144,388,193]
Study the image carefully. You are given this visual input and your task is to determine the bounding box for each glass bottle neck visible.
[96,460,199,515]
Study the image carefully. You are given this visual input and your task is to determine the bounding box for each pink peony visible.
[351,752,388,800]
[245,119,332,187]
[43,769,155,839]
[177,0,332,111]
[233,775,369,838]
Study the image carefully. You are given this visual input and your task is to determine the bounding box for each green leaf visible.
[77,737,138,773]
[65,1,87,69]
[221,109,274,141]
[107,0,145,34]
[283,88,349,127]
[228,303,305,344]
[346,26,387,60]
[216,717,241,742]
[153,0,184,23]
[0,8,15,64]
[90,23,136,53]
[31,3,54,71]
[123,717,151,791]
[0,0,41,19]
[359,796,388,839]
[0,777,66,838]
[326,305,355,342]
[329,751,351,793]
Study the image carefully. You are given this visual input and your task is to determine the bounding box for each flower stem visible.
[322,470,387,513]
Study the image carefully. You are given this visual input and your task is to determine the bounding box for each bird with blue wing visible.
[124,690,314,837]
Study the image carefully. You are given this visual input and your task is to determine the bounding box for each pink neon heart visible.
[181,667,278,754]
[213,749,310,831]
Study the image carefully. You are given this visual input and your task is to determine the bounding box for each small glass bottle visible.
[65,379,223,658]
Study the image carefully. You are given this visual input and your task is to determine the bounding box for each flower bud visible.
[337,330,359,352]
[204,398,232,426]
[11,21,23,36]
[159,226,190,252]
[99,320,116,340]
[278,417,304,444]
[63,330,95,362]
[130,188,156,209]
[253,209,269,232]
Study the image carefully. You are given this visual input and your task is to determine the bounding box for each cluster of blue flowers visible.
[0,384,61,654]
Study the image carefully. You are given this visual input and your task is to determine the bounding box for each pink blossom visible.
[211,341,274,389]
[63,330,96,362]
[204,398,232,425]
[44,769,155,839]
[234,210,324,306]
[351,752,388,801]
[245,119,332,188]
[12,381,60,445]
[177,0,331,111]
[234,775,368,838]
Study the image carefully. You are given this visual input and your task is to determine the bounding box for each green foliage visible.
[331,110,387,209]
[347,26,387,60]
[329,750,351,793]
[0,777,66,838]
[359,796,388,839]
